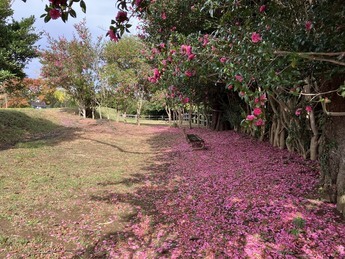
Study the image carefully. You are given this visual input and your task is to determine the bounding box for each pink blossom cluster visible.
[245,94,267,126]
[198,34,210,47]
[246,107,264,126]
[251,32,262,43]
[116,11,128,23]
[108,29,119,42]
[47,0,68,19]
[180,44,196,60]
[166,85,190,104]
[148,68,160,83]
[295,106,313,116]
[184,70,195,77]
[254,94,267,106]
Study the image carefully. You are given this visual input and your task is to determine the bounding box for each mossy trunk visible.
[319,81,345,216]
[320,116,345,216]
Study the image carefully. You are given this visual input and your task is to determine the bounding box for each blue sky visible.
[11,0,139,78]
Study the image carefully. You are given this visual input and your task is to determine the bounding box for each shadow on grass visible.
[80,137,156,155]
[0,109,80,151]
[74,129,180,258]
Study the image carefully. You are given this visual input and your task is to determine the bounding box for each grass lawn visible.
[0,108,180,258]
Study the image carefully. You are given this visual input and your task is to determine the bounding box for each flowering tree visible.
[135,0,345,212]
[40,20,103,118]
[27,0,345,214]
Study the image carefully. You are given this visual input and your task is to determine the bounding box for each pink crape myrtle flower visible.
[108,29,119,42]
[255,118,264,126]
[235,74,243,82]
[185,70,195,77]
[116,11,128,23]
[188,54,196,60]
[182,97,190,104]
[202,35,209,46]
[305,106,312,112]
[49,9,61,20]
[253,107,262,116]
[295,108,302,116]
[220,57,227,63]
[251,32,262,43]
[227,85,233,90]
[185,45,192,56]
[135,0,143,7]
[180,45,192,56]
[305,21,312,31]
[148,77,157,83]
[161,12,167,20]
[246,115,256,121]
[153,68,160,78]
[259,5,266,13]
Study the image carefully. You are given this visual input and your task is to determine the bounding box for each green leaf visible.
[61,12,68,22]
[80,0,86,13]
[69,9,77,18]
[44,15,51,23]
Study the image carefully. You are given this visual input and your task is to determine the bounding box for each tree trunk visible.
[123,111,127,123]
[164,105,170,124]
[274,119,280,147]
[5,93,8,108]
[270,119,276,145]
[337,153,345,215]
[136,98,143,126]
[304,80,319,160]
[98,104,103,119]
[279,125,285,149]
[319,77,345,216]
[116,108,120,122]
[188,104,193,129]
[321,115,345,216]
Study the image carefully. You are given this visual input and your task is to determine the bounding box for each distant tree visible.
[0,78,55,108]
[102,36,151,125]
[0,0,40,83]
[40,20,103,118]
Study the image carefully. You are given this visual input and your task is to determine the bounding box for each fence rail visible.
[123,113,212,126]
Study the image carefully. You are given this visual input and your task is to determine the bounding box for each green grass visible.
[0,108,62,147]
[0,108,179,258]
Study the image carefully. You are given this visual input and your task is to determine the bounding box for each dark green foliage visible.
[0,0,40,82]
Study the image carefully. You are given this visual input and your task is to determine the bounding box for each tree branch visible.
[274,50,345,66]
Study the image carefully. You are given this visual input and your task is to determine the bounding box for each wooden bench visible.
[186,133,205,150]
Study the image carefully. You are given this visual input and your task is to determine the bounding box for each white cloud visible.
[11,0,139,78]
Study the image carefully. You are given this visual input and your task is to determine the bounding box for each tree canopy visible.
[0,0,40,83]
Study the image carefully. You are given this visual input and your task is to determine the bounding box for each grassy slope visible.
[0,108,180,258]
